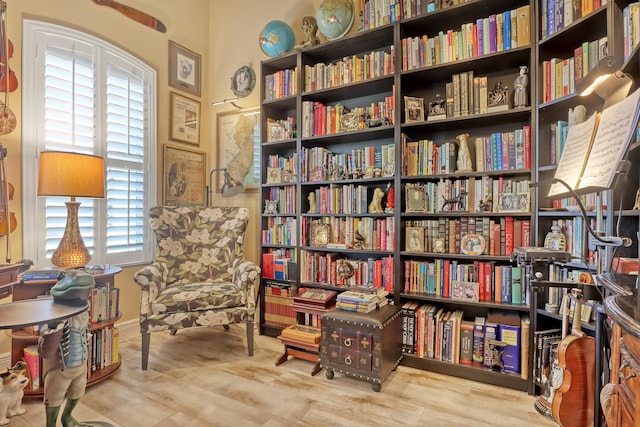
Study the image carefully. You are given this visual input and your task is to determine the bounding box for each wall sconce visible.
[576,55,633,108]
[37,151,105,269]
[205,168,244,206]
[211,97,242,109]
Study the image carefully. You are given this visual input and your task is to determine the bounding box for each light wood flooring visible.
[12,325,557,426]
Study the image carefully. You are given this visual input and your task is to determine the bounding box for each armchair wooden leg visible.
[223,324,230,331]
[246,320,254,356]
[141,332,150,370]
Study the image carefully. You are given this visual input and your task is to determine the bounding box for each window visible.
[22,20,157,267]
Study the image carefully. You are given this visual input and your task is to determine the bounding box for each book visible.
[472,316,486,366]
[294,288,337,308]
[520,314,530,380]
[549,87,640,197]
[459,320,474,365]
[483,320,498,369]
[22,268,61,281]
[498,321,521,374]
[23,344,40,390]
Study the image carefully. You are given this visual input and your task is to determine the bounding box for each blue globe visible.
[317,0,355,40]
[259,20,295,58]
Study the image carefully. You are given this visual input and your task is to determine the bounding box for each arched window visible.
[22,20,157,267]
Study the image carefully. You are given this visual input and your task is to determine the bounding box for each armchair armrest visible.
[233,260,261,313]
[134,261,170,300]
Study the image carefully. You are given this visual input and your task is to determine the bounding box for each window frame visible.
[21,20,157,268]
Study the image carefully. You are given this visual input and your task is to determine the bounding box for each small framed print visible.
[266,167,282,184]
[451,281,480,302]
[461,233,486,256]
[404,96,425,123]
[169,41,201,97]
[497,192,530,213]
[267,122,286,142]
[170,92,200,145]
[382,162,395,177]
[310,223,331,247]
[433,237,446,253]
[406,227,425,252]
[264,200,278,214]
[406,185,427,213]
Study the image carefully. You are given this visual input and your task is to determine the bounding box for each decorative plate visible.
[230,65,256,98]
[461,233,485,256]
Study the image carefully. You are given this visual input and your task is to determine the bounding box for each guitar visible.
[551,292,596,427]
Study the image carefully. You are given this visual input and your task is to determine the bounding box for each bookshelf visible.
[7,266,122,398]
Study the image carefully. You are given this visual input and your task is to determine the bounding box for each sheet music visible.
[579,88,640,191]
[548,112,599,197]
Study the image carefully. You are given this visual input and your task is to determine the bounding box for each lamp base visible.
[51,200,90,269]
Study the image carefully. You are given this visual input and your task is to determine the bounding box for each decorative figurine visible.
[488,81,509,111]
[308,192,317,213]
[428,93,446,118]
[0,361,28,425]
[544,220,566,251]
[39,270,97,427]
[513,66,529,108]
[568,104,587,126]
[385,183,395,213]
[294,16,320,49]
[368,187,385,213]
[477,195,493,213]
[441,190,468,211]
[455,133,473,172]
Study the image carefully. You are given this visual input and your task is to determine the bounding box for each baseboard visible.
[0,318,139,369]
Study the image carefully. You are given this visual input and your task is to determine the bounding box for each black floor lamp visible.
[206,168,244,206]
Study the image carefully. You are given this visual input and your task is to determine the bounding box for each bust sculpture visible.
[295,16,320,49]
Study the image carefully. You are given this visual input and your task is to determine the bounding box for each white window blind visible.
[22,20,156,267]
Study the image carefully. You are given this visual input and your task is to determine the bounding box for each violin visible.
[0,1,17,93]
[0,179,16,235]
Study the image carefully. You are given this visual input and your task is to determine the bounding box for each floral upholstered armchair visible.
[133,206,260,370]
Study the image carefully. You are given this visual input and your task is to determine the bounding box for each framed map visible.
[216,108,260,192]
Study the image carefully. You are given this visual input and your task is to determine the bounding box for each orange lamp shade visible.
[37,151,105,198]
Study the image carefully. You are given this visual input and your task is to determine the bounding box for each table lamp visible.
[37,151,105,269]
[205,168,244,206]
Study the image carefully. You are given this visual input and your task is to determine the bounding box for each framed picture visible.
[404,96,424,123]
[310,222,330,247]
[216,108,260,192]
[266,167,282,184]
[169,41,201,97]
[406,185,427,212]
[461,233,486,256]
[406,227,425,252]
[267,122,286,142]
[451,281,480,302]
[163,145,206,205]
[170,92,200,145]
[497,192,530,213]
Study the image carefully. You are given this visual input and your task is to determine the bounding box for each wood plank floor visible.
[12,325,557,426]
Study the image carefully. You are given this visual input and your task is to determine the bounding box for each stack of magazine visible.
[336,287,389,313]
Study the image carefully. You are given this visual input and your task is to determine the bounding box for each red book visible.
[505,216,514,256]
[443,259,451,298]
[522,219,531,246]
[261,253,275,279]
[574,46,584,86]
[513,219,523,249]
[478,262,486,301]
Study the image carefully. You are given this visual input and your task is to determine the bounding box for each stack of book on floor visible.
[336,286,389,313]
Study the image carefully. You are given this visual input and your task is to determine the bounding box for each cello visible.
[551,290,596,427]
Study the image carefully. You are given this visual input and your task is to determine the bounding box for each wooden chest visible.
[319,305,402,391]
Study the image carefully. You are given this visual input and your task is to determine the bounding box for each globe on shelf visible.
[316,0,354,40]
[259,20,295,58]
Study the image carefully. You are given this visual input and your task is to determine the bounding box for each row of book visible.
[263,67,298,101]
[265,117,296,142]
[403,176,531,214]
[623,2,640,61]
[300,252,395,291]
[548,119,568,166]
[432,71,490,120]
[400,5,530,70]
[303,216,395,251]
[403,260,528,305]
[21,326,120,390]
[401,304,529,377]
[541,36,608,103]
[357,0,471,31]
[300,96,395,138]
[303,47,394,92]
[541,0,604,39]
[265,185,296,215]
[90,284,119,324]
[262,216,297,246]
[402,126,531,176]
[261,252,298,281]
[263,282,297,328]
[300,143,396,182]
[306,183,384,215]
[404,216,532,257]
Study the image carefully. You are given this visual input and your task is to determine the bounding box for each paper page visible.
[548,111,599,197]
[579,87,640,191]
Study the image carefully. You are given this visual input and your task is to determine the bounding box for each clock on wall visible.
[231,65,256,98]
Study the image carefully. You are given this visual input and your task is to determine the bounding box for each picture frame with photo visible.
[163,145,206,206]
[169,41,201,97]
[405,185,427,212]
[170,92,201,145]
[267,122,286,142]
[310,223,331,247]
[405,227,425,252]
[404,96,425,123]
[497,192,530,213]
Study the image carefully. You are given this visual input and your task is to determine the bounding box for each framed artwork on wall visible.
[169,41,201,97]
[170,92,200,145]
[216,107,260,192]
[163,145,206,205]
